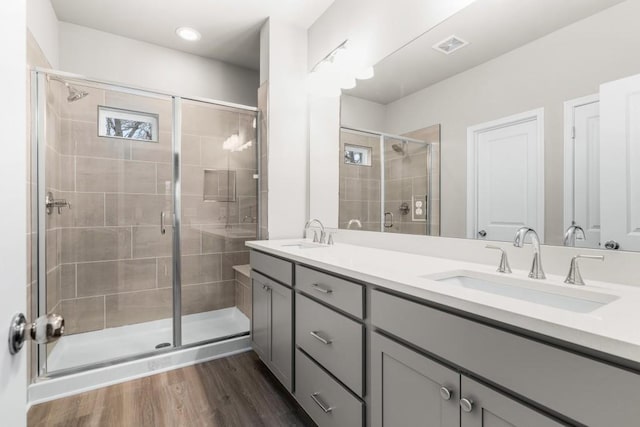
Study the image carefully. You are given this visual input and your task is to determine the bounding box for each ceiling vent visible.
[432,35,469,55]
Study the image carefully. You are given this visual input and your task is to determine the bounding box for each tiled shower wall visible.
[339,131,382,231]
[42,84,257,336]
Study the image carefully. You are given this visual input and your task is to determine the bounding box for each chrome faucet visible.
[485,245,512,274]
[563,222,585,247]
[564,255,604,286]
[304,219,326,244]
[347,219,362,230]
[513,227,546,279]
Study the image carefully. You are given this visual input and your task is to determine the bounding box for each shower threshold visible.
[47,307,249,372]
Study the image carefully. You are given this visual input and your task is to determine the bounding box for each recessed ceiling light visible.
[176,27,201,42]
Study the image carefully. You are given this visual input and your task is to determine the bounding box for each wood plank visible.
[28,352,314,427]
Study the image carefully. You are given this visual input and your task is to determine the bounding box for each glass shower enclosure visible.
[339,127,439,235]
[31,70,259,377]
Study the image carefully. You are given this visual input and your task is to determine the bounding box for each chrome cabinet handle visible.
[310,331,332,345]
[312,283,333,294]
[384,211,394,228]
[460,397,474,413]
[310,392,333,413]
[160,211,166,235]
[439,386,453,401]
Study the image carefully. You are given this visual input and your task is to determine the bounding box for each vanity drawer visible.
[295,348,363,427]
[250,250,292,286]
[371,290,640,427]
[296,265,364,318]
[296,294,364,396]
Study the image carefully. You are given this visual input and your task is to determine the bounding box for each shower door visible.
[35,72,176,374]
[382,136,431,235]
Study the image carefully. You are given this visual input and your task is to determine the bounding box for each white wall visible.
[383,0,640,242]
[59,22,259,106]
[340,95,386,130]
[27,0,59,68]
[0,1,27,425]
[263,19,309,238]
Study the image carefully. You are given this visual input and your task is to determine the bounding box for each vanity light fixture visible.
[307,39,374,97]
[176,27,201,41]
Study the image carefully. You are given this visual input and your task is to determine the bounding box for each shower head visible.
[391,141,407,155]
[66,85,89,102]
[47,75,89,103]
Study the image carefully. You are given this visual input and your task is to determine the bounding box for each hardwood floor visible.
[28,351,315,427]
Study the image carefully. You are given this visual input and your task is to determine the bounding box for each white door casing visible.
[467,109,544,243]
[0,1,27,426]
[563,95,600,248]
[600,73,640,251]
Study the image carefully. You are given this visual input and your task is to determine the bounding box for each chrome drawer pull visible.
[312,283,333,294]
[310,331,332,345]
[310,392,333,413]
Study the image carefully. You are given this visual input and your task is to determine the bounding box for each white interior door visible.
[0,2,27,426]
[600,73,640,251]
[467,109,544,242]
[564,96,601,248]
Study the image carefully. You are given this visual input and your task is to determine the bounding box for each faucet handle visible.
[485,245,512,274]
[564,255,604,286]
[313,230,319,243]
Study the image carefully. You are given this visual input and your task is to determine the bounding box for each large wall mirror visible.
[337,0,640,251]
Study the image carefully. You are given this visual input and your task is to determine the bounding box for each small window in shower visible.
[203,169,237,202]
[344,144,372,166]
[98,106,159,142]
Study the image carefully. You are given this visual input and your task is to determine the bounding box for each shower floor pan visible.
[47,307,249,372]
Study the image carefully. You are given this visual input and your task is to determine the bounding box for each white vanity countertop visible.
[246,239,640,366]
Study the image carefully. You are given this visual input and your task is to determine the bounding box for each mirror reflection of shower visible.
[47,75,89,102]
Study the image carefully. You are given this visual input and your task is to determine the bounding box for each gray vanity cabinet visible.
[251,269,293,391]
[459,376,562,427]
[371,332,459,427]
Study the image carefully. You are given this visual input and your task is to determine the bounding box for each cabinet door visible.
[371,332,459,427]
[460,376,563,427]
[251,273,271,362]
[269,280,293,391]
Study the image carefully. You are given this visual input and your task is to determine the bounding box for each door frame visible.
[563,94,599,232]
[466,108,545,241]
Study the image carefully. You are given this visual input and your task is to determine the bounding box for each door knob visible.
[478,230,487,238]
[604,240,620,250]
[8,313,64,355]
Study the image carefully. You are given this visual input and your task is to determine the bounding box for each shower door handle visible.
[384,212,394,228]
[8,313,64,355]
[160,211,166,235]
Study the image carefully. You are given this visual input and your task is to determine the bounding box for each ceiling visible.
[51,0,336,70]
[345,0,627,104]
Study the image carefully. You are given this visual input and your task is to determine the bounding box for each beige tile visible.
[235,270,251,288]
[61,227,132,263]
[239,197,257,224]
[182,101,238,137]
[181,195,238,226]
[182,281,235,315]
[222,251,249,281]
[104,194,169,226]
[236,169,257,197]
[105,288,171,328]
[157,257,172,288]
[182,165,205,197]
[77,258,157,297]
[60,264,76,299]
[76,157,156,193]
[46,267,60,313]
[132,226,172,258]
[131,131,172,163]
[180,225,201,255]
[58,192,105,227]
[61,296,105,335]
[46,228,59,272]
[62,119,131,159]
[181,253,222,285]
[181,134,201,165]
[59,155,76,191]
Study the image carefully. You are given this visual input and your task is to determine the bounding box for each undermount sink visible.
[423,271,618,313]
[281,242,325,249]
